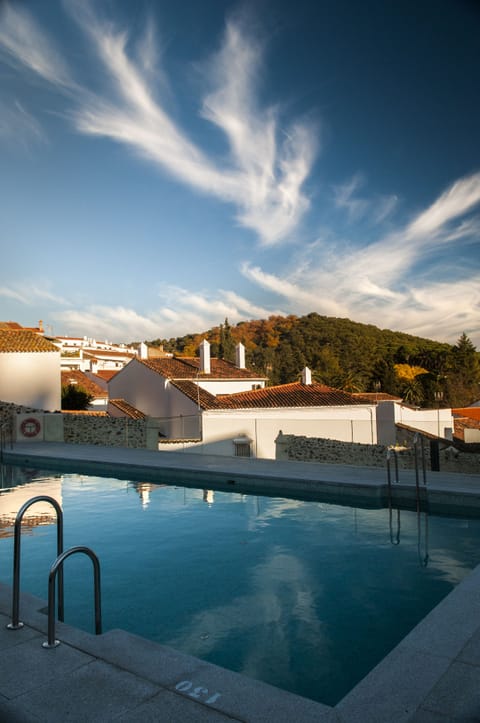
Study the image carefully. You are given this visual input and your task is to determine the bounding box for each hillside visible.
[145,313,480,408]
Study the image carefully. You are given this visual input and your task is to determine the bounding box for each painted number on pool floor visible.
[175,680,222,705]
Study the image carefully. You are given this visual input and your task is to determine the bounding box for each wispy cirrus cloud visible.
[0,1,72,88]
[0,100,48,149]
[52,287,283,341]
[0,283,69,306]
[332,173,398,224]
[0,0,315,245]
[241,172,480,344]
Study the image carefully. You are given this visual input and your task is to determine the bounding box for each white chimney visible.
[235,342,246,369]
[138,342,148,359]
[301,366,312,385]
[199,339,211,374]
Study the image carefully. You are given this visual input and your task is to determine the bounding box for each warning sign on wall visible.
[16,414,44,442]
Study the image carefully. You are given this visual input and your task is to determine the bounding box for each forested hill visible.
[146,313,480,408]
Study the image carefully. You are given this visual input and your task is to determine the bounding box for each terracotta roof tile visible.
[0,330,58,353]
[170,380,221,410]
[139,356,263,380]
[453,407,480,422]
[109,399,146,419]
[453,415,480,442]
[216,382,368,409]
[61,371,108,398]
[171,380,370,410]
[95,370,118,381]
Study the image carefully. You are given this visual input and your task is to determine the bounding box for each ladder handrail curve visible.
[43,545,102,648]
[8,495,64,630]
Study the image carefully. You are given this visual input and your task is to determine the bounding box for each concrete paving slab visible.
[336,646,452,723]
[115,688,242,722]
[167,658,338,722]
[413,660,480,722]
[63,627,210,687]
[15,659,160,723]
[0,635,94,699]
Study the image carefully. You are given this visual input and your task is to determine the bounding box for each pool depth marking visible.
[175,680,222,705]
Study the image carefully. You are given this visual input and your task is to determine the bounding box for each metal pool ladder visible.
[6,495,102,647]
[43,546,102,648]
[7,495,64,630]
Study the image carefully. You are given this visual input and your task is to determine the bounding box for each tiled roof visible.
[62,410,108,416]
[170,380,221,410]
[453,415,480,442]
[453,407,480,422]
[109,399,146,419]
[0,322,23,330]
[95,370,118,382]
[0,330,58,353]
[139,356,263,380]
[61,371,108,398]
[216,382,368,409]
[171,380,370,410]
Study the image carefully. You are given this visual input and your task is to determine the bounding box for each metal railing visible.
[43,546,102,648]
[0,420,13,462]
[7,496,64,631]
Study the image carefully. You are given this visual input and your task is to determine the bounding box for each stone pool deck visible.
[1,441,480,721]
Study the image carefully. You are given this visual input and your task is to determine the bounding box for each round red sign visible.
[20,417,41,438]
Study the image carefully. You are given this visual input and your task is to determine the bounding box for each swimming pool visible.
[1,463,480,706]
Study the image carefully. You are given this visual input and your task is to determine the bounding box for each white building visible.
[0,329,61,410]
[108,340,266,438]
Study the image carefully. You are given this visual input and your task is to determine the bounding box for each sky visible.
[1,0,479,347]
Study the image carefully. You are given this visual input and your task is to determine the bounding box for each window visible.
[233,436,252,457]
[234,442,251,457]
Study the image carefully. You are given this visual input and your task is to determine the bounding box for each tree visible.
[218,318,236,363]
[61,384,93,410]
[447,333,480,406]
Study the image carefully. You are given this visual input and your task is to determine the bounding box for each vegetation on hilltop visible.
[145,313,480,408]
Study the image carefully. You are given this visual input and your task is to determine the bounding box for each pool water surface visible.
[1,464,480,706]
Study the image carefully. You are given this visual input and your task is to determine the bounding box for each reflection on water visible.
[0,464,479,706]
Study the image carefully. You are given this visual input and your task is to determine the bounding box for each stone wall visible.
[276,431,479,475]
[0,401,147,449]
[63,414,146,448]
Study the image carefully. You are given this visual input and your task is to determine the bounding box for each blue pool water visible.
[1,464,480,706]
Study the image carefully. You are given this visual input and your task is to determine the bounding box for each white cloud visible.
[406,172,480,238]
[333,173,398,224]
[0,2,315,244]
[0,283,68,306]
[63,3,315,245]
[0,100,47,148]
[239,172,480,346]
[0,2,72,88]
[50,286,281,342]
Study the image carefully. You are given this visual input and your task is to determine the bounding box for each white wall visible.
[0,352,61,410]
[159,404,377,458]
[197,379,265,395]
[377,401,454,444]
[108,359,167,416]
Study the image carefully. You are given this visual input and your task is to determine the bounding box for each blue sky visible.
[1,0,479,346]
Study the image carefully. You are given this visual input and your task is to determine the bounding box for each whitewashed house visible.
[108,341,266,439]
[109,343,377,458]
[0,329,61,411]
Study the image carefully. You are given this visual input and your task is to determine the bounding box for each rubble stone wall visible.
[63,415,146,447]
[276,431,479,474]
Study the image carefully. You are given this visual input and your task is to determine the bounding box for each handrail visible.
[413,433,427,512]
[386,447,399,488]
[7,496,64,631]
[43,546,102,648]
[0,421,13,462]
[417,510,429,567]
